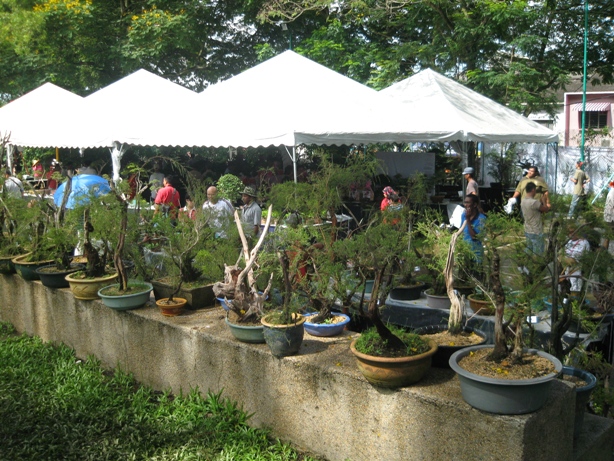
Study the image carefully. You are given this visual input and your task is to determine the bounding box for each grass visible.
[0,322,320,461]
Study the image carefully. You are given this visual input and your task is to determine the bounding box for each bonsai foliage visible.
[216,174,244,205]
[0,185,29,258]
[335,210,411,350]
[267,151,380,322]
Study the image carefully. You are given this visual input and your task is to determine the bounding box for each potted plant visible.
[0,185,30,274]
[266,153,374,336]
[214,205,275,344]
[333,206,438,387]
[64,187,118,300]
[96,179,153,310]
[448,212,563,414]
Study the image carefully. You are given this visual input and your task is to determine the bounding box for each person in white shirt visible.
[202,186,234,238]
[562,227,591,293]
[3,170,24,198]
[148,163,165,202]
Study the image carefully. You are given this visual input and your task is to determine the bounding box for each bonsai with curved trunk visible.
[213,205,274,322]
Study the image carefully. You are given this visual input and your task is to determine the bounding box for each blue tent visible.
[53,174,111,209]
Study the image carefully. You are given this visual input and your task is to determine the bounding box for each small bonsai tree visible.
[213,205,274,322]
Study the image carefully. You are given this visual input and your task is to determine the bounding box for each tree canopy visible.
[1,0,613,119]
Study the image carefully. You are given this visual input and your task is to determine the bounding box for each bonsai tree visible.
[213,205,274,322]
[216,174,244,206]
[267,151,379,323]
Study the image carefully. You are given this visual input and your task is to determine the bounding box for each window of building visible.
[579,111,608,129]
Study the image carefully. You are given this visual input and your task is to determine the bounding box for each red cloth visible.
[155,185,181,218]
[46,170,58,190]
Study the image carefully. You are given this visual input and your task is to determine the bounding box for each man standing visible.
[568,160,590,218]
[3,170,24,198]
[154,175,181,220]
[506,166,550,212]
[240,186,262,238]
[463,167,479,197]
[460,194,487,264]
[202,186,234,237]
[520,181,550,256]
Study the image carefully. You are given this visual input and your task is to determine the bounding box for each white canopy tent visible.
[0,83,106,171]
[83,69,201,182]
[192,51,462,180]
[379,68,559,143]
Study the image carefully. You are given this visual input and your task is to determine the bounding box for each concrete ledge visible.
[1,274,613,461]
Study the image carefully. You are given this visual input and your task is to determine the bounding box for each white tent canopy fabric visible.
[379,68,558,143]
[0,82,100,149]
[192,50,460,148]
[83,69,201,181]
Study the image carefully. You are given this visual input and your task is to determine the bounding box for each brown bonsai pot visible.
[65,271,118,300]
[467,294,495,316]
[156,297,187,317]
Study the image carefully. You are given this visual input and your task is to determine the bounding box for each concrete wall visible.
[1,274,612,461]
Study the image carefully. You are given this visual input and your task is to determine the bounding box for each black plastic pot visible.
[414,324,488,368]
[389,282,427,301]
[35,264,85,289]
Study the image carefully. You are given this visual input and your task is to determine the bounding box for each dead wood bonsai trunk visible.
[213,205,274,323]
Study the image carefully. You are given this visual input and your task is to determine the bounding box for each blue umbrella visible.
[54,174,111,209]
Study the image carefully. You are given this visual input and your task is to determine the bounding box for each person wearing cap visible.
[241,186,262,238]
[506,166,550,213]
[31,159,43,180]
[463,167,479,197]
[568,160,590,218]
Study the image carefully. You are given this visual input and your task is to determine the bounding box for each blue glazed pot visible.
[561,366,597,439]
[98,281,153,311]
[303,312,350,337]
[261,313,305,357]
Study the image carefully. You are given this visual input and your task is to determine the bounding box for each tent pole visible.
[6,144,13,173]
[292,146,297,183]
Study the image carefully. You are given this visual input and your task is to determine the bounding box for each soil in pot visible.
[303,312,350,337]
[35,263,84,289]
[458,347,557,380]
[416,325,488,368]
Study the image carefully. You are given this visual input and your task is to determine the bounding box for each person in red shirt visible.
[154,175,181,221]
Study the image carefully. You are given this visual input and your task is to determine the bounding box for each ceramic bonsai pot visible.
[350,338,437,388]
[424,288,451,310]
[98,281,153,311]
[561,366,597,439]
[12,253,54,281]
[35,264,84,289]
[414,324,488,368]
[261,313,305,357]
[152,279,215,310]
[65,272,119,300]
[0,254,17,274]
[389,282,427,301]
[303,312,350,337]
[225,316,265,343]
[449,345,563,414]
[467,294,495,316]
[156,297,187,317]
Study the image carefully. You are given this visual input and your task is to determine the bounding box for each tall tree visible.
[260,0,614,117]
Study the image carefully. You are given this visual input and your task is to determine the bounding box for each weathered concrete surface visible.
[1,274,613,461]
